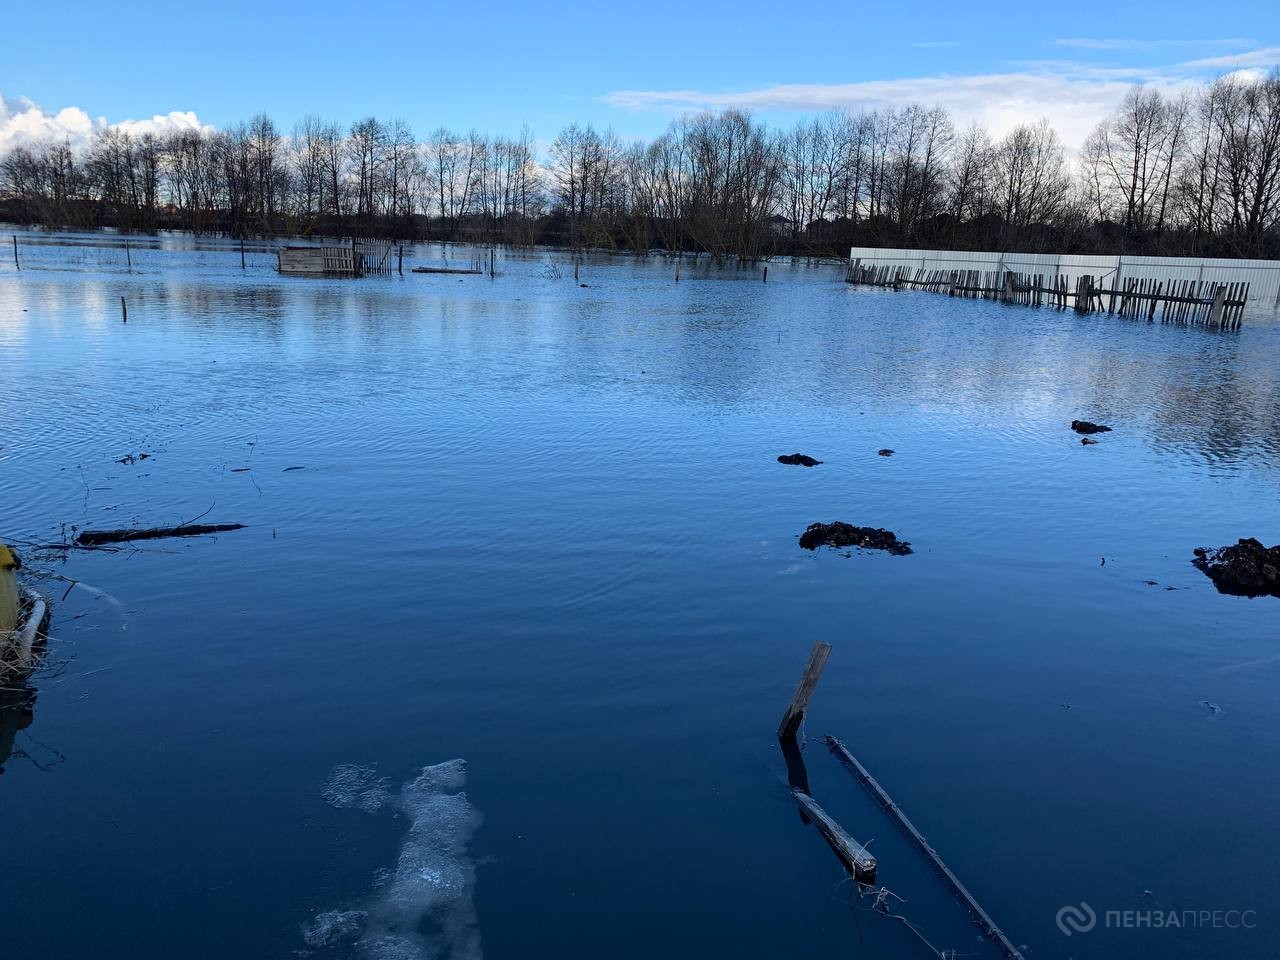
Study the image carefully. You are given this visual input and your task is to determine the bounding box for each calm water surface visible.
[2,230,1278,959]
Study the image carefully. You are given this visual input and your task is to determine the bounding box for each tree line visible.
[2,69,1277,259]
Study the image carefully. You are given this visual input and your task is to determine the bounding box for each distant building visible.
[767,214,797,238]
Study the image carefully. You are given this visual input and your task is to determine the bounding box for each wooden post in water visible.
[762,265,768,283]
[1208,284,1227,328]
[675,258,680,283]
[397,245,403,275]
[792,788,878,882]
[124,239,132,271]
[120,297,127,323]
[778,640,832,739]
[240,237,246,269]
[11,235,18,270]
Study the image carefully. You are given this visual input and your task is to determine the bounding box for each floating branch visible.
[75,523,246,546]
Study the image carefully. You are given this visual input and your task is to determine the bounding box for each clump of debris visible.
[778,454,822,467]
[1192,538,1280,598]
[1071,420,1112,435]
[798,522,912,555]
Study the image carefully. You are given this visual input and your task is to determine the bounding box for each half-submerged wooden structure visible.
[845,247,1270,329]
[777,642,878,882]
[776,642,1025,959]
[278,238,397,277]
[847,261,1248,329]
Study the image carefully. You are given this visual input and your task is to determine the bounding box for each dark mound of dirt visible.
[778,453,822,467]
[1192,538,1280,598]
[1071,420,1112,434]
[798,522,912,555]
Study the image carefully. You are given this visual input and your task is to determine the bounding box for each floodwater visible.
[2,228,1278,960]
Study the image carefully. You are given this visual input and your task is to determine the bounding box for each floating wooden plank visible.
[825,736,1026,960]
[793,788,878,882]
[778,640,832,738]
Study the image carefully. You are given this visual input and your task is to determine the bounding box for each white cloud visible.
[1178,46,1280,69]
[1055,37,1252,51]
[606,73,1153,148]
[602,46,1280,150]
[0,93,212,153]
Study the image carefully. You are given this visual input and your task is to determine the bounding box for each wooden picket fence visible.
[846,261,1248,330]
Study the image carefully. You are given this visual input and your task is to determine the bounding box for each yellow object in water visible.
[0,543,19,634]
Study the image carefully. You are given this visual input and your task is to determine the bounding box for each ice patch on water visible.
[322,764,392,813]
[303,910,368,948]
[308,759,482,959]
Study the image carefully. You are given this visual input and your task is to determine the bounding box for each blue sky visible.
[1,0,1276,150]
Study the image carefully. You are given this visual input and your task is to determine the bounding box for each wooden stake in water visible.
[120,297,128,323]
[125,239,132,272]
[763,265,768,283]
[778,640,832,739]
[11,235,17,270]
[397,245,403,276]
[240,237,246,269]
[1208,285,1227,328]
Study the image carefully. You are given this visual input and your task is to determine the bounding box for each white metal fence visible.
[848,247,1280,315]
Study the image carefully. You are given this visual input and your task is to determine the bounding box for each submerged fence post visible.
[11,235,17,270]
[120,297,127,323]
[240,237,246,269]
[125,239,132,272]
[778,640,832,739]
[792,788,878,882]
[398,245,403,275]
[763,265,768,283]
[1208,285,1227,327]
